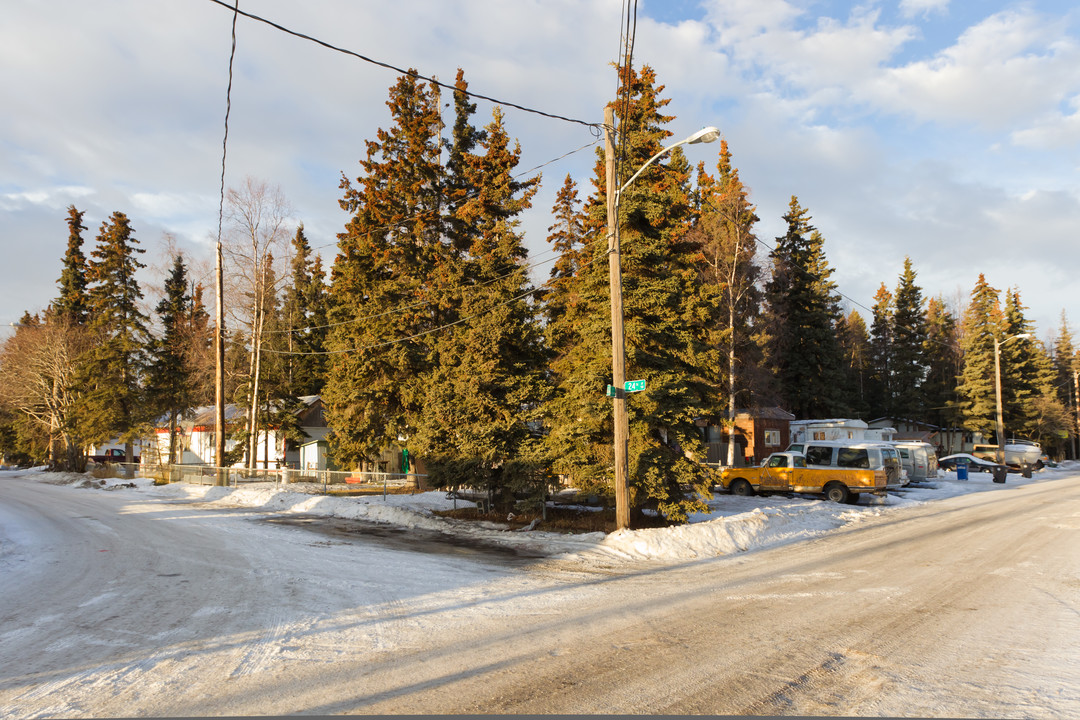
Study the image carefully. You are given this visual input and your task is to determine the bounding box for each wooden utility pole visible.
[215,238,226,483]
[605,105,631,530]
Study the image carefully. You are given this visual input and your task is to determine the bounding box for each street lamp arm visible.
[617,127,721,200]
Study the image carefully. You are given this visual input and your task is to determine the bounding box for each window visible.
[837,448,870,468]
[764,429,780,446]
[813,431,826,440]
[806,446,833,466]
[792,455,807,468]
[767,455,788,468]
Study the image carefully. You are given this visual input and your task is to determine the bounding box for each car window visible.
[837,448,870,468]
[805,446,833,466]
[767,455,787,468]
[793,456,806,468]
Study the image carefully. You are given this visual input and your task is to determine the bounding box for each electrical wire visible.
[262,228,608,356]
[205,0,602,132]
[215,2,239,254]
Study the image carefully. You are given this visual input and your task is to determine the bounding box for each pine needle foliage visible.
[764,197,847,419]
[543,65,717,523]
[74,211,151,452]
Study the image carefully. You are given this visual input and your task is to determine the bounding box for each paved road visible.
[1,472,1078,716]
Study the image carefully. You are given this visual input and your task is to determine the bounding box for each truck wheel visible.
[824,483,850,503]
[730,479,754,497]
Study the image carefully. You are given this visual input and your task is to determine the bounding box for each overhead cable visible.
[205,0,602,133]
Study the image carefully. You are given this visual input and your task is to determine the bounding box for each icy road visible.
[1,469,1079,716]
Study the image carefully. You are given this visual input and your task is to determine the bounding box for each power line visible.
[205,0,602,132]
[262,229,608,357]
[308,136,601,254]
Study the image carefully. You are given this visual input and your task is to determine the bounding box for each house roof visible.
[734,407,796,421]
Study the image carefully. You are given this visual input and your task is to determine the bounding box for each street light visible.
[604,106,721,530]
[993,332,1032,465]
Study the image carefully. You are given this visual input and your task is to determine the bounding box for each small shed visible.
[299,439,330,473]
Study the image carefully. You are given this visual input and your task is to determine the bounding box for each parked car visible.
[891,441,939,482]
[787,440,905,489]
[88,448,139,464]
[718,450,887,504]
[971,440,1043,469]
[938,453,1008,473]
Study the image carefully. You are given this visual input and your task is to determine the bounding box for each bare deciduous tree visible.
[0,317,94,471]
[222,177,293,468]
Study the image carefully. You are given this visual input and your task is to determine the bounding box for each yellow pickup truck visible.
[719,451,888,504]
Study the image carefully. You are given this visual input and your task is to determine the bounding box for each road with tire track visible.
[1,471,1078,716]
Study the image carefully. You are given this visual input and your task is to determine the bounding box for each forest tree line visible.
[2,65,1077,523]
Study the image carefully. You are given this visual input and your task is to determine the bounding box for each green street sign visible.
[624,379,646,393]
[605,384,620,398]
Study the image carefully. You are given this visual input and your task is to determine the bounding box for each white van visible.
[787,440,905,490]
[891,441,938,482]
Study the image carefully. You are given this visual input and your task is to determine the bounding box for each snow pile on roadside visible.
[7,461,1077,565]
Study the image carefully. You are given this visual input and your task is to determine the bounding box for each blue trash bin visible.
[956,462,968,481]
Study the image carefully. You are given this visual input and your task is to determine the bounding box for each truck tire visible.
[824,482,850,504]
[730,479,755,497]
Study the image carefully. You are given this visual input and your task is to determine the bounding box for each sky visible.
[2,0,1079,344]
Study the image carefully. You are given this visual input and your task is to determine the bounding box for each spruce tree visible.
[1051,313,1078,457]
[956,274,1003,438]
[324,71,445,468]
[837,310,870,417]
[53,205,90,324]
[543,173,587,355]
[695,140,762,463]
[544,65,716,522]
[763,196,847,419]
[75,211,151,462]
[147,254,197,463]
[891,258,928,420]
[866,283,894,418]
[414,106,550,498]
[922,296,962,431]
[281,224,328,396]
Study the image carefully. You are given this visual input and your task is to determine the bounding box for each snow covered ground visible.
[26,460,1079,566]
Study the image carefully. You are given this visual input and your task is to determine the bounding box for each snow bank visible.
[6,461,1077,566]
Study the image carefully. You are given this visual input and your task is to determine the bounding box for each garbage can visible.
[992,466,1008,483]
[956,463,968,481]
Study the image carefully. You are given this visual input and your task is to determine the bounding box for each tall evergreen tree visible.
[414,106,549,493]
[763,196,847,418]
[922,296,962,431]
[53,205,90,324]
[324,70,445,469]
[544,64,717,522]
[147,254,198,463]
[837,310,870,417]
[891,258,928,420]
[1051,312,1079,457]
[75,211,151,462]
[956,274,1003,438]
[695,140,762,463]
[866,283,894,418]
[543,173,587,354]
[280,224,329,396]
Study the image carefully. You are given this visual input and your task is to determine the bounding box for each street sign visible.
[605,384,620,398]
[624,379,646,393]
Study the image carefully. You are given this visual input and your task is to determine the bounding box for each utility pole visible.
[1074,370,1079,460]
[215,238,226,483]
[605,105,631,531]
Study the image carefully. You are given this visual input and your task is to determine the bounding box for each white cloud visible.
[0,186,95,212]
[867,10,1080,129]
[1011,94,1080,149]
[899,0,949,19]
